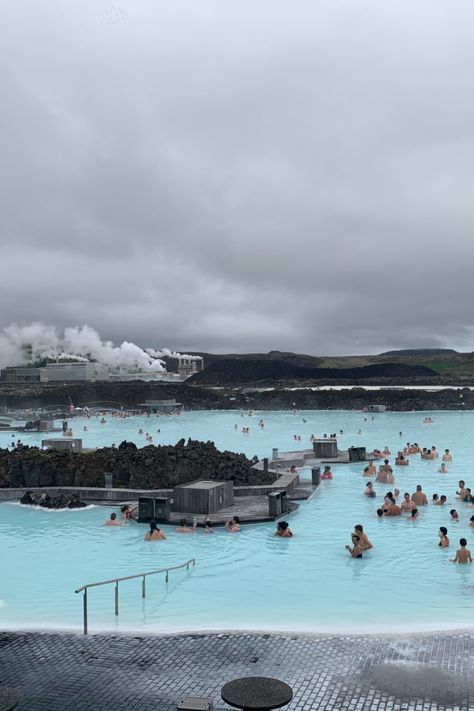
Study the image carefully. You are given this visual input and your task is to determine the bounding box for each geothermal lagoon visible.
[1,409,474,634]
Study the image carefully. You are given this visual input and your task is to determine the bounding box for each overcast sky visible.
[1,1,474,356]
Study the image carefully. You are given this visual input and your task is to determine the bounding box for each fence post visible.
[83,588,88,635]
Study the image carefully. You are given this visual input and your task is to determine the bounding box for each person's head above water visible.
[440,527,448,536]
[149,521,159,532]
[460,538,467,547]
[277,521,289,531]
[110,513,117,520]
[179,518,188,527]
[354,524,364,533]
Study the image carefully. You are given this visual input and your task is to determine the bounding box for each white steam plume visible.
[0,323,171,372]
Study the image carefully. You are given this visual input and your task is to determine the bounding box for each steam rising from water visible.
[0,323,192,372]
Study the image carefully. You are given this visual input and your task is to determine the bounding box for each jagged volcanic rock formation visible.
[0,439,263,489]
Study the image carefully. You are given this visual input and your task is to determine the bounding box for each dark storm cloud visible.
[1,0,474,354]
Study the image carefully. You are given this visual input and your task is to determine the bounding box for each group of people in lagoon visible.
[100,418,472,565]
[105,506,293,539]
[356,438,473,563]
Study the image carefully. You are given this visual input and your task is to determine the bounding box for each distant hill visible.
[189,354,437,385]
[379,348,458,356]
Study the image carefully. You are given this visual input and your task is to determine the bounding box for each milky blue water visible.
[2,409,474,634]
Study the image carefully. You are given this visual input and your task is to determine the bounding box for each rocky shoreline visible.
[0,438,265,490]
[0,380,473,412]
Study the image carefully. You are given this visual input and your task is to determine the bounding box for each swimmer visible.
[470,516,474,528]
[175,518,193,533]
[450,538,472,563]
[450,509,459,522]
[321,465,333,480]
[395,452,409,466]
[411,485,428,506]
[203,520,214,533]
[362,466,373,477]
[409,508,419,520]
[227,516,241,532]
[354,524,372,550]
[105,512,120,526]
[376,508,384,518]
[366,460,376,476]
[121,504,137,522]
[443,449,452,462]
[376,459,393,484]
[432,494,439,503]
[431,446,439,458]
[345,533,363,558]
[439,463,448,473]
[400,492,415,512]
[364,482,376,498]
[83,426,88,432]
[144,521,166,540]
[457,481,470,502]
[438,527,449,548]
[383,447,391,455]
[383,497,401,516]
[436,495,448,506]
[275,521,293,537]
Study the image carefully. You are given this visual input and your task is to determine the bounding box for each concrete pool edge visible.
[2,620,474,638]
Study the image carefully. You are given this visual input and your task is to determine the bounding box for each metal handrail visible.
[75,558,195,635]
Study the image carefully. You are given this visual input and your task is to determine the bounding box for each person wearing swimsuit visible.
[346,533,363,558]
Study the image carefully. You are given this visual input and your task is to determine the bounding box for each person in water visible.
[409,508,419,520]
[457,481,470,502]
[321,465,333,480]
[203,520,214,533]
[450,538,472,563]
[470,515,474,528]
[275,521,293,537]
[366,460,376,476]
[227,516,241,532]
[401,492,415,512]
[412,485,428,506]
[175,518,193,533]
[345,533,363,558]
[354,524,372,550]
[144,521,166,540]
[105,512,120,526]
[443,449,452,462]
[376,460,393,484]
[438,527,449,548]
[450,509,460,522]
[395,452,409,465]
[439,463,448,474]
[364,482,376,498]
[121,504,137,522]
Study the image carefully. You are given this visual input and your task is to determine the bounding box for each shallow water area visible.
[1,409,474,633]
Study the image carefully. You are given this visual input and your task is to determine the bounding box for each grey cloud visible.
[1,0,474,354]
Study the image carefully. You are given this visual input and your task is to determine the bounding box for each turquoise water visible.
[2,409,474,634]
